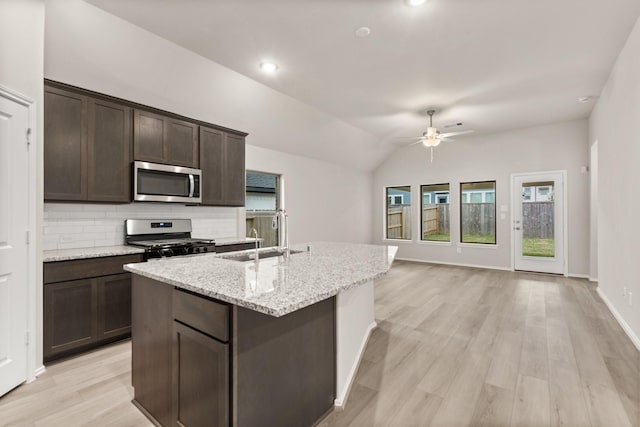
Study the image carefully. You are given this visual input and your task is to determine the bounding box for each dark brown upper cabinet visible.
[134,110,199,168]
[45,84,131,203]
[44,86,88,201]
[87,99,132,202]
[200,127,245,207]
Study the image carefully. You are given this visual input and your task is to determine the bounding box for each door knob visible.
[514,227,521,230]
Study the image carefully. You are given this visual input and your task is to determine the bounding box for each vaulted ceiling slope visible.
[86,0,640,142]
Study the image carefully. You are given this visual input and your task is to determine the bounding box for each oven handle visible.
[188,174,195,198]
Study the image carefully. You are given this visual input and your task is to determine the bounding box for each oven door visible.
[133,161,201,203]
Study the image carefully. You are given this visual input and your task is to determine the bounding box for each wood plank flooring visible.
[1,260,638,426]
[320,261,639,427]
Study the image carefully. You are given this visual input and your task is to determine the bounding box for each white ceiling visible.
[87,0,640,146]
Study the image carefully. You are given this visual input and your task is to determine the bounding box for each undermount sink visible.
[221,249,303,262]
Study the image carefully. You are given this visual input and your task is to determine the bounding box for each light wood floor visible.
[1,261,638,426]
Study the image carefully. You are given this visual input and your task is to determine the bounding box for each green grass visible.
[523,238,555,257]
[422,233,450,242]
[462,234,496,244]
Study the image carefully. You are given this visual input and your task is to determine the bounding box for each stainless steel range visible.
[125,219,216,259]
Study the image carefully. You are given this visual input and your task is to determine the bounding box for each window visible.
[388,194,404,205]
[246,171,280,247]
[421,184,450,242]
[386,186,411,240]
[460,181,496,244]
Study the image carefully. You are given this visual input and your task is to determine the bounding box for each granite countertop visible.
[213,237,264,246]
[124,242,398,317]
[44,245,145,262]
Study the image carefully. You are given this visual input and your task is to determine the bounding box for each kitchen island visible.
[124,242,397,427]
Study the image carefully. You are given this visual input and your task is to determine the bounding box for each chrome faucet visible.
[249,227,259,262]
[272,208,289,258]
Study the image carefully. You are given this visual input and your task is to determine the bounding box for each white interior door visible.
[0,92,30,396]
[512,171,565,274]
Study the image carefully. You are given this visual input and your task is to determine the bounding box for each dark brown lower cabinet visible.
[173,322,229,427]
[44,254,143,362]
[44,279,97,357]
[97,273,132,340]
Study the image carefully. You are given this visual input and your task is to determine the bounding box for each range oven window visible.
[138,169,191,197]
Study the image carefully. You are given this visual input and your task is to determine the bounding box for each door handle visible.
[514,227,521,230]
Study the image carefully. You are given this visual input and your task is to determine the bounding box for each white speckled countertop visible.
[43,245,145,262]
[213,237,263,246]
[124,242,397,317]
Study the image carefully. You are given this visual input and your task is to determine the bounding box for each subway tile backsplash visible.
[43,203,240,250]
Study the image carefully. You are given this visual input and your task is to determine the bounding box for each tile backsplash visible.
[44,203,240,251]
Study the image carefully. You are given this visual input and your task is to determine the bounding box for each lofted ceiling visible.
[87,0,640,150]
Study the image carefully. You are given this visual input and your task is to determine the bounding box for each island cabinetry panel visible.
[199,126,246,206]
[131,275,174,427]
[173,322,229,427]
[234,298,335,427]
[134,109,198,168]
[43,254,143,362]
[44,84,131,203]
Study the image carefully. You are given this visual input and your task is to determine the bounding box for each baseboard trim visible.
[334,321,377,409]
[32,365,46,379]
[596,287,640,351]
[568,273,589,279]
[589,276,598,282]
[396,257,512,272]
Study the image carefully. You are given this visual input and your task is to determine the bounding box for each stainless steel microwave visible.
[133,161,202,204]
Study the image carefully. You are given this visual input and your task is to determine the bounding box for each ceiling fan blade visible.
[438,130,474,138]
[392,136,422,140]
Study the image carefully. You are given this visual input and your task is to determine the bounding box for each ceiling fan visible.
[393,110,474,162]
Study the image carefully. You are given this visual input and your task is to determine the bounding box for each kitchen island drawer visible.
[173,289,229,342]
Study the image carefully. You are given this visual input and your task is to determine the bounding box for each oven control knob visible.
[161,248,173,257]
[202,247,208,253]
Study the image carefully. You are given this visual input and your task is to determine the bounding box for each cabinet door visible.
[223,134,246,206]
[97,273,132,341]
[173,322,229,427]
[166,118,198,168]
[134,110,165,164]
[87,99,132,202]
[44,86,88,201]
[199,126,225,205]
[44,279,97,360]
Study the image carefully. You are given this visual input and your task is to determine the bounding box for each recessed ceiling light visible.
[355,27,371,37]
[260,62,278,73]
[578,96,593,103]
[405,0,426,6]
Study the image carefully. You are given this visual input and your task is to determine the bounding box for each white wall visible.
[0,0,45,377]
[373,119,590,276]
[246,145,373,245]
[589,16,640,346]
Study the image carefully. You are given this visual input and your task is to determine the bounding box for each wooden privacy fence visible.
[246,212,278,247]
[523,202,554,238]
[461,203,495,237]
[422,204,450,236]
[387,206,411,239]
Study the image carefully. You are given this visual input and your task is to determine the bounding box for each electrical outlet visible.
[629,292,633,306]
[457,247,462,254]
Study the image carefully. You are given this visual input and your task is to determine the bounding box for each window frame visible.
[459,180,497,245]
[420,183,450,243]
[385,185,412,241]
